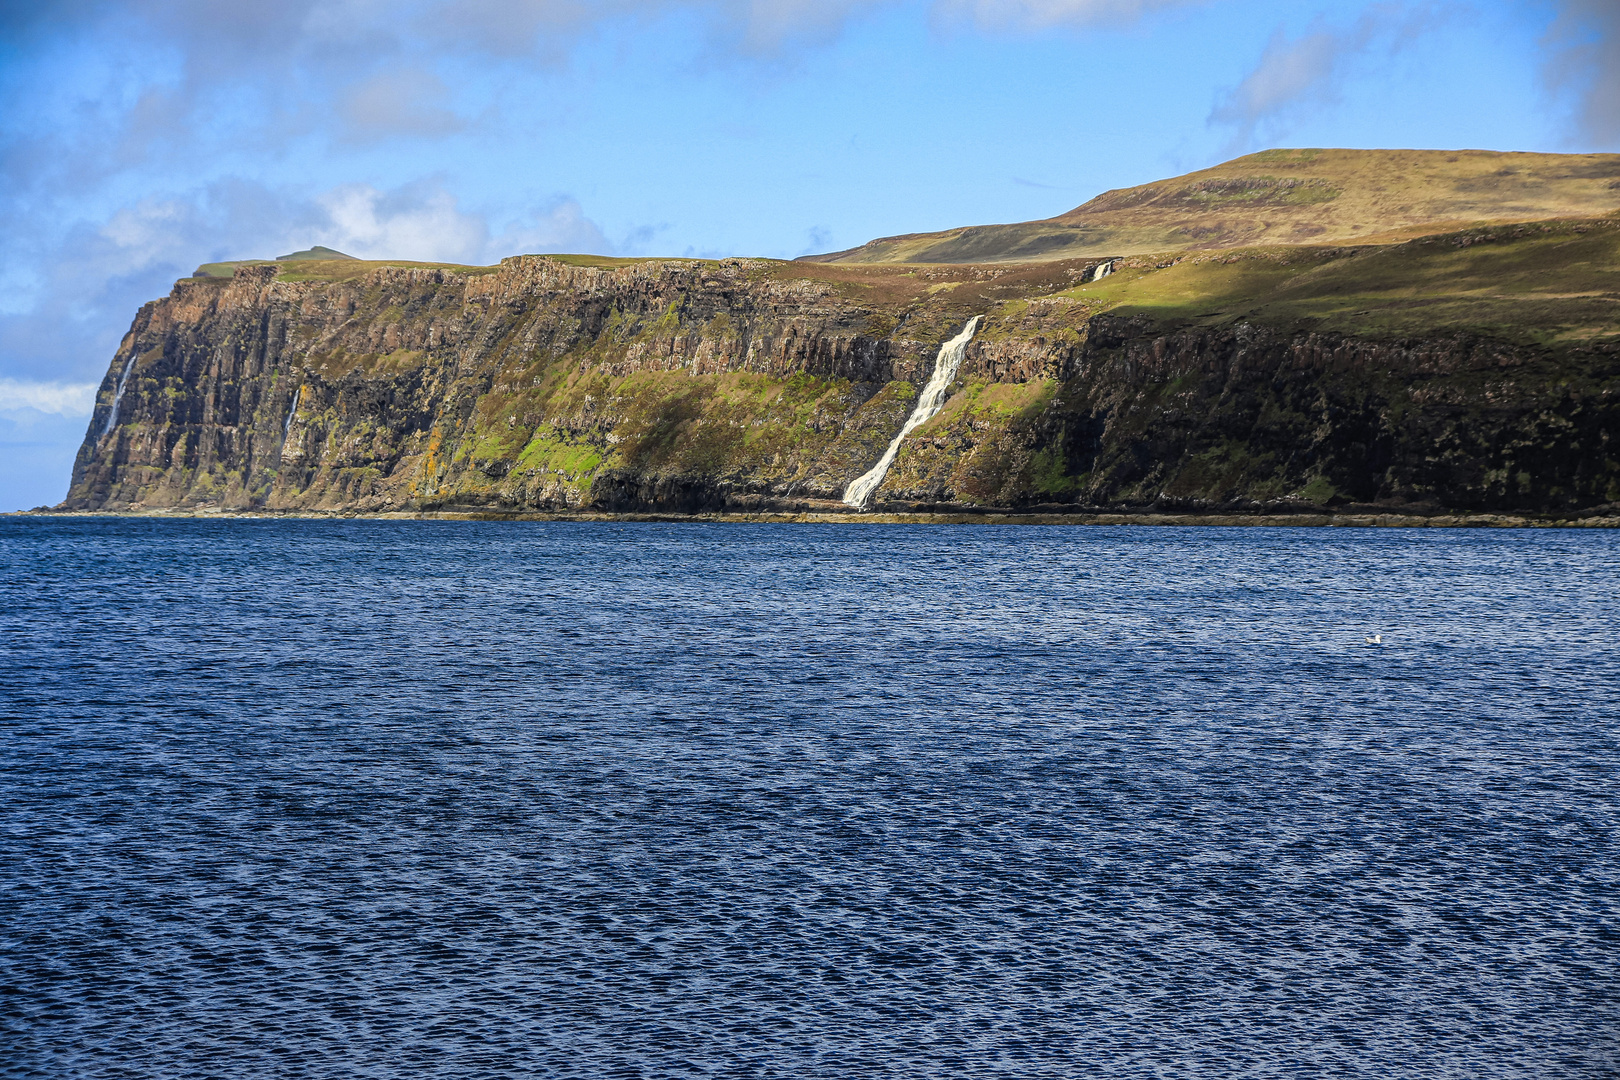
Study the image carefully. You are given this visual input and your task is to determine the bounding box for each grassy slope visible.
[190,216,1620,351]
[810,148,1620,264]
[849,218,1620,511]
[774,214,1620,347]
[1057,217,1620,345]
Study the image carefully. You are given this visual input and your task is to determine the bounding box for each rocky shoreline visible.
[23,506,1620,528]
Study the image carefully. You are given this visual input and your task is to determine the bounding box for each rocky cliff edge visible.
[64,224,1620,519]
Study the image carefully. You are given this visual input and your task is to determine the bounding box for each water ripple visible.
[1,520,1616,1078]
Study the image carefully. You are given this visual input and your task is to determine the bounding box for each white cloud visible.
[339,68,465,140]
[0,379,100,417]
[1545,0,1620,145]
[310,184,612,262]
[0,0,1212,220]
[718,0,885,50]
[491,199,614,258]
[424,0,611,56]
[98,199,205,273]
[318,184,488,262]
[1211,23,1358,134]
[937,0,1195,29]
[1209,3,1449,149]
[425,0,886,56]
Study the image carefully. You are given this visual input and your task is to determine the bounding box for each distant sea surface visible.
[3,518,1617,1079]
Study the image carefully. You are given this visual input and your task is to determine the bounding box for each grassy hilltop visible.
[1044,218,1620,347]
[806,148,1620,264]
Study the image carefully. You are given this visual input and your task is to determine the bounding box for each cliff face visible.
[65,246,1620,517]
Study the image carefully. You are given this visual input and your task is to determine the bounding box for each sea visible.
[2,517,1616,1079]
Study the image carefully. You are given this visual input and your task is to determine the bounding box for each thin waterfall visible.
[280,385,301,454]
[1089,259,1114,283]
[843,316,982,509]
[101,354,138,437]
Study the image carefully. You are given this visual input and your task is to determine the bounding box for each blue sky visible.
[1,0,1616,511]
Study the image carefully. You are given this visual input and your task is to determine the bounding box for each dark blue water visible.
[2,519,1616,1078]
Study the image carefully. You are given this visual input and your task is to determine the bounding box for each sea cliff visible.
[64,228,1620,519]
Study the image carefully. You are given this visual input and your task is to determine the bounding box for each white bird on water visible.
[1365,634,1383,644]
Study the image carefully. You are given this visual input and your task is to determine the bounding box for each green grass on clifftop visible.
[1060,216,1620,345]
[192,257,497,282]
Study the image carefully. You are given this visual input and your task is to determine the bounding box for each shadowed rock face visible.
[64,246,1620,518]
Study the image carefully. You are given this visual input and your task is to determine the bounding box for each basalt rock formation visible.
[63,220,1620,518]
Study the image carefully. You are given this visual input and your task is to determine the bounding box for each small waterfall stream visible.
[101,355,138,437]
[1089,259,1115,283]
[843,316,981,509]
[281,386,302,454]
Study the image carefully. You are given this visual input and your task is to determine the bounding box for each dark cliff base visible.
[29,504,1620,528]
[64,219,1620,520]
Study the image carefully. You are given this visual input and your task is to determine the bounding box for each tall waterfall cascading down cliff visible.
[843,316,982,509]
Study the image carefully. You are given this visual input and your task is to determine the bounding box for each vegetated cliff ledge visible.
[62,220,1620,521]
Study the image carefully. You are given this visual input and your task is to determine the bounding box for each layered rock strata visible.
[64,253,1620,517]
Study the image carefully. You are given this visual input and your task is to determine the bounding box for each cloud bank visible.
[1544,0,1620,144]
[0,0,1206,366]
[938,0,1195,29]
[1208,3,1452,149]
[0,379,100,417]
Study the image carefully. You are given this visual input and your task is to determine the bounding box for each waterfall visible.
[843,316,982,509]
[1089,259,1114,283]
[281,386,302,454]
[100,354,138,437]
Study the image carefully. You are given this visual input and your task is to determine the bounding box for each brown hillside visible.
[805,148,1620,264]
